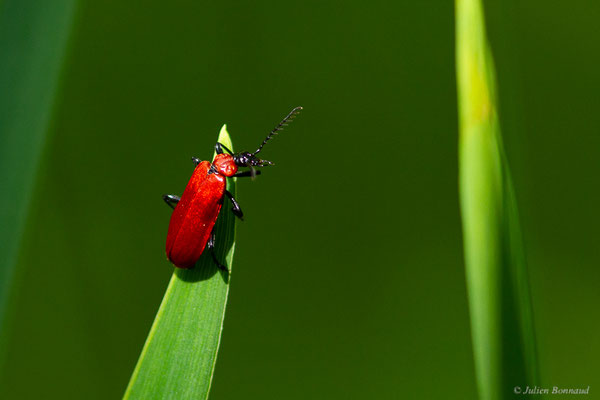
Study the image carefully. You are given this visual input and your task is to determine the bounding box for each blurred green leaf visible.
[124,125,236,400]
[455,0,539,399]
[0,0,76,339]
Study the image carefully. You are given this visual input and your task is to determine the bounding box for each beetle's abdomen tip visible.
[170,258,195,269]
[167,253,195,269]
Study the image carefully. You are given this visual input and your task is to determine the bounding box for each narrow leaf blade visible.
[455,0,539,399]
[124,125,236,400]
[0,0,77,335]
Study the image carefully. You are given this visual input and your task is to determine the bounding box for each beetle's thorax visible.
[211,153,238,177]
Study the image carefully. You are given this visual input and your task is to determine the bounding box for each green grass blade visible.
[0,0,77,331]
[456,0,539,399]
[124,125,237,400]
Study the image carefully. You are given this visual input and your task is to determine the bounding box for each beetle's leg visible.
[215,142,234,156]
[232,170,261,178]
[207,232,228,272]
[225,190,243,220]
[162,194,181,210]
[191,157,202,166]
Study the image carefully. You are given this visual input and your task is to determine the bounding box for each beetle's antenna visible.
[253,106,303,155]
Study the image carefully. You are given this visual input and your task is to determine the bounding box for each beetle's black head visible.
[233,151,273,168]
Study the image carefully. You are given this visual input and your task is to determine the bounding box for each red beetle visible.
[163,106,302,270]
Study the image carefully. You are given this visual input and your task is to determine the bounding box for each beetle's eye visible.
[234,152,251,166]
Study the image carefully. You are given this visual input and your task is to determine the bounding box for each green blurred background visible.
[1,1,599,399]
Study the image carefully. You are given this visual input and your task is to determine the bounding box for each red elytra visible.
[166,154,237,268]
[163,107,302,270]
